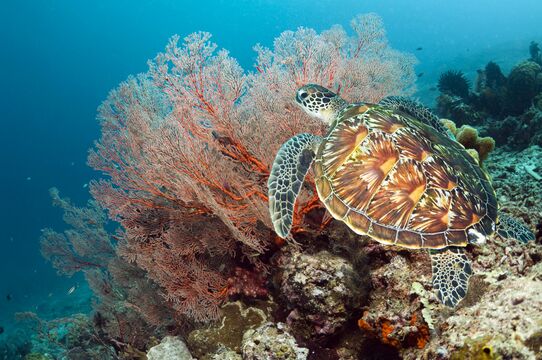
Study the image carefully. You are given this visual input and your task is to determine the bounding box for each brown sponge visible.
[439,119,495,164]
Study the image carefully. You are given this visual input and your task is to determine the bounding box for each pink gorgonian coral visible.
[87,13,417,322]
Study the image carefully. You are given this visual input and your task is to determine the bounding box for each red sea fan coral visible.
[40,189,177,351]
[87,14,417,322]
[40,188,114,276]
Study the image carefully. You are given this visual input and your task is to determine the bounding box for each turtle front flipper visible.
[268,133,322,238]
[497,211,535,243]
[429,247,472,307]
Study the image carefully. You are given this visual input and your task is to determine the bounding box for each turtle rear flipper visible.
[429,247,472,307]
[268,134,322,238]
[497,211,535,243]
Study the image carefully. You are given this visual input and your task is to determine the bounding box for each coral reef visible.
[279,250,364,336]
[146,336,194,360]
[486,146,542,232]
[242,323,308,360]
[208,347,242,360]
[437,42,542,149]
[357,247,433,354]
[226,267,268,299]
[35,12,542,360]
[37,14,418,358]
[0,332,32,360]
[429,277,542,359]
[484,106,542,149]
[436,70,478,126]
[362,146,542,359]
[436,93,482,127]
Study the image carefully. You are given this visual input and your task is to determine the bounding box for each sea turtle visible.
[268,84,535,307]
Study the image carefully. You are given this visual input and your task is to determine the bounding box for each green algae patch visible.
[451,336,498,360]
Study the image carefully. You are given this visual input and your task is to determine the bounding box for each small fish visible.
[0,326,4,334]
[83,183,88,188]
[67,286,76,295]
[417,72,424,78]
[416,47,423,51]
[26,177,31,181]
[6,294,12,301]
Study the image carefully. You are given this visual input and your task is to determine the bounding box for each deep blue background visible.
[1,0,541,326]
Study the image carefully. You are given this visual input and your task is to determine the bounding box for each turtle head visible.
[296,84,347,125]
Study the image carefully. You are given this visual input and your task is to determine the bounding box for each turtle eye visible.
[296,90,309,104]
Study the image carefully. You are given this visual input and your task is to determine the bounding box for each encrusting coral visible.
[186,301,273,357]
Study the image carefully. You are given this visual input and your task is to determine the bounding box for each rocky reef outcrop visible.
[279,250,364,336]
[506,60,542,115]
[147,336,194,360]
[242,323,309,360]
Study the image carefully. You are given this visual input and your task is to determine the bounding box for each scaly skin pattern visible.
[429,247,473,307]
[268,133,322,238]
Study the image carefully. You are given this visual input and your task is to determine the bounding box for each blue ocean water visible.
[0,0,541,351]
